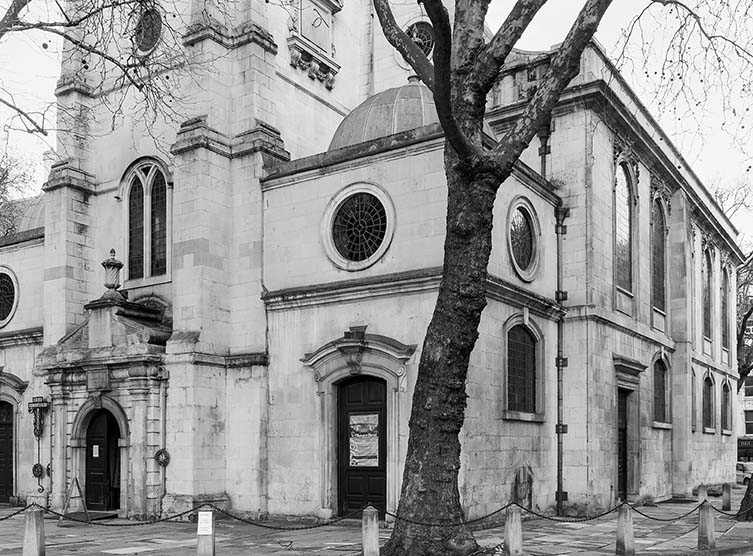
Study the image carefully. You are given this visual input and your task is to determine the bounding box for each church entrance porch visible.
[85,409,120,511]
[337,376,387,516]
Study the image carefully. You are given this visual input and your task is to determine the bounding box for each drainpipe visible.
[157,367,169,517]
[555,205,570,516]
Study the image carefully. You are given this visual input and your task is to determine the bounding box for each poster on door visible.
[93,445,99,458]
[349,413,379,467]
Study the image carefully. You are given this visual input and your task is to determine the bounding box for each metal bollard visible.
[615,505,635,556]
[22,505,45,556]
[196,510,215,556]
[361,505,379,556]
[698,502,715,550]
[722,483,731,511]
[697,484,708,502]
[503,505,522,556]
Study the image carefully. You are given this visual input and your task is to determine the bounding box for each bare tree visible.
[369,1,753,554]
[0,150,33,235]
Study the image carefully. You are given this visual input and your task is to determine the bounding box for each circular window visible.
[133,9,162,56]
[0,269,19,328]
[406,22,435,57]
[507,199,540,282]
[322,184,396,271]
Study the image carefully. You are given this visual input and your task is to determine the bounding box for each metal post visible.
[22,505,45,556]
[196,510,215,556]
[503,506,522,556]
[361,505,379,556]
[698,502,715,550]
[615,505,634,556]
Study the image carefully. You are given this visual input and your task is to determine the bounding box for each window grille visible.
[0,273,14,323]
[651,201,666,312]
[510,208,534,271]
[614,164,632,292]
[332,193,387,262]
[406,22,435,57]
[507,325,536,413]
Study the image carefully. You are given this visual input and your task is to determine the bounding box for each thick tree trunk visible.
[382,148,502,556]
[739,479,753,521]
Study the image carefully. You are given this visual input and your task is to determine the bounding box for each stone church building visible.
[0,1,743,519]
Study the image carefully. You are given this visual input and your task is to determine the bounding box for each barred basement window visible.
[507,325,536,414]
[332,193,387,262]
[653,360,667,423]
[614,163,633,293]
[406,22,435,57]
[0,270,18,328]
[125,160,170,282]
[651,200,666,312]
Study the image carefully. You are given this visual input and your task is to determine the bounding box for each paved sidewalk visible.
[0,487,750,555]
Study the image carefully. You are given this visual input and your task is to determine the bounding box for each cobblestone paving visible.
[0,487,750,555]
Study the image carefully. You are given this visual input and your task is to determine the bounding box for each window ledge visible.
[691,425,697,433]
[652,421,672,430]
[722,429,733,436]
[703,427,716,435]
[124,275,171,290]
[502,410,545,423]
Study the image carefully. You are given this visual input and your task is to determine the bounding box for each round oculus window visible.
[332,193,388,262]
[134,8,162,55]
[0,272,17,327]
[406,22,435,57]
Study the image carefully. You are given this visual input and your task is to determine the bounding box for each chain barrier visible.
[512,501,625,523]
[627,501,705,522]
[35,502,210,527]
[708,501,753,517]
[382,502,513,528]
[0,505,33,521]
[206,503,364,531]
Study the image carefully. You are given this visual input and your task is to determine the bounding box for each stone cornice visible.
[563,306,676,351]
[42,160,96,194]
[164,351,269,368]
[55,76,95,98]
[170,116,290,162]
[0,227,44,249]
[182,20,278,54]
[486,275,564,320]
[0,326,43,348]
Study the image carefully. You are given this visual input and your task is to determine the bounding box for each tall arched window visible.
[125,160,170,281]
[721,382,731,431]
[653,360,667,422]
[614,163,633,293]
[721,269,730,351]
[651,200,666,312]
[507,325,536,413]
[691,370,697,432]
[702,375,715,430]
[702,251,713,341]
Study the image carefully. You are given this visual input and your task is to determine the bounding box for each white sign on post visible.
[197,511,213,536]
[92,445,99,458]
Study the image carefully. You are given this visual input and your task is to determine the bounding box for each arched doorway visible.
[0,402,13,503]
[337,376,386,516]
[85,410,120,511]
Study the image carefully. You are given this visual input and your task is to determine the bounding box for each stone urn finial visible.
[102,249,124,291]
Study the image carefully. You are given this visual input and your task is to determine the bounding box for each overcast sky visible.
[1,1,751,238]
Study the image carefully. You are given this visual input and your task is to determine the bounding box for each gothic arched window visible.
[614,163,633,293]
[721,382,731,431]
[702,251,712,340]
[653,360,668,423]
[651,200,666,312]
[722,268,730,350]
[507,325,536,413]
[125,161,170,281]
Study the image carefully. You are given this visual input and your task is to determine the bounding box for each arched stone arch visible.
[71,396,130,443]
[501,312,545,417]
[301,326,416,519]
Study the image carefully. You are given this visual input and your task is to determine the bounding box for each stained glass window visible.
[652,201,666,312]
[333,193,387,262]
[703,251,712,339]
[654,360,667,422]
[507,325,536,413]
[702,376,714,429]
[151,172,167,276]
[614,164,632,292]
[510,208,534,271]
[128,179,144,280]
[0,273,15,323]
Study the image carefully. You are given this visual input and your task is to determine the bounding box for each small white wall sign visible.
[92,445,99,458]
[197,511,213,535]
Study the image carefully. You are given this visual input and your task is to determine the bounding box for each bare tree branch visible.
[0,0,31,41]
[473,0,548,95]
[0,96,48,135]
[371,0,435,89]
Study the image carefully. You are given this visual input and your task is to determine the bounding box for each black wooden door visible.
[0,402,13,503]
[338,377,386,516]
[85,410,120,511]
[617,389,629,501]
